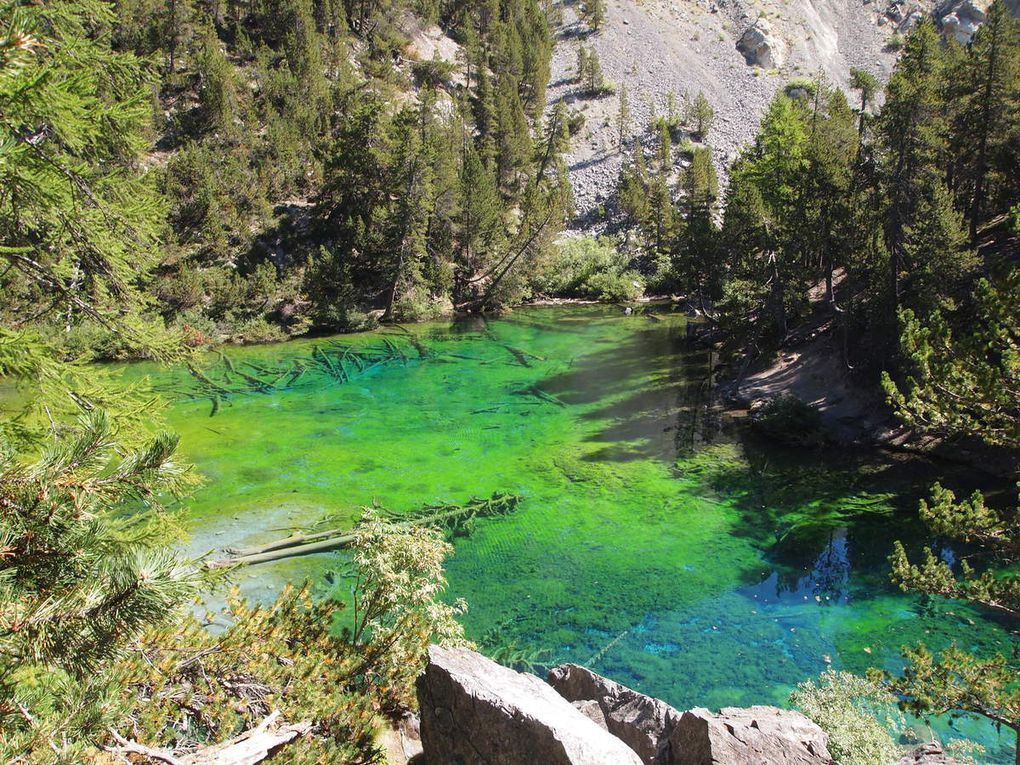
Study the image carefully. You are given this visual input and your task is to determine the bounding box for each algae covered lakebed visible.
[122,305,1017,760]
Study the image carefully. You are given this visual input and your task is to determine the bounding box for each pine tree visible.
[801,83,859,306]
[878,19,949,315]
[494,75,533,190]
[576,45,590,84]
[617,83,631,151]
[538,99,571,176]
[456,144,504,299]
[194,23,240,134]
[581,0,606,33]
[687,91,715,140]
[879,267,1019,756]
[656,119,672,171]
[585,47,605,95]
[0,1,181,364]
[0,413,205,759]
[849,67,880,139]
[952,1,1020,236]
[618,139,650,226]
[899,179,976,313]
[673,146,720,303]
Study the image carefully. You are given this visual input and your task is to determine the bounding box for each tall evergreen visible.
[878,19,949,315]
[672,146,720,304]
[952,1,1020,236]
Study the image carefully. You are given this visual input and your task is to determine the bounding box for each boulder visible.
[938,0,991,43]
[547,664,682,764]
[736,19,787,68]
[667,706,835,765]
[898,742,961,764]
[417,646,644,765]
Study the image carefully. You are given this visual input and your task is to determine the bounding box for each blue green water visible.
[123,305,1017,761]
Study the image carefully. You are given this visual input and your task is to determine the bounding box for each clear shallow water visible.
[121,305,1017,761]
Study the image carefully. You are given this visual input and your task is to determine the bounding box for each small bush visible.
[750,394,826,446]
[531,236,643,302]
[393,287,453,322]
[229,316,288,345]
[886,32,905,50]
[791,671,904,765]
[784,77,817,99]
[567,109,587,135]
[584,269,644,302]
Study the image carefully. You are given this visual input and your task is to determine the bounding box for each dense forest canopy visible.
[1,0,570,357]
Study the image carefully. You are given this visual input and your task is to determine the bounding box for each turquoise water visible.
[123,305,1017,761]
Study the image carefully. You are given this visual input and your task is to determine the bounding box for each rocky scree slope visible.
[548,0,997,229]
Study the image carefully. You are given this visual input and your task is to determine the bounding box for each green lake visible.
[123,305,1017,761]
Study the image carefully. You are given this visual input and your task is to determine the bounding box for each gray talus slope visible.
[550,0,927,226]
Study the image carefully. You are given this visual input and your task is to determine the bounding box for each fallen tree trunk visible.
[210,493,520,569]
[106,710,311,765]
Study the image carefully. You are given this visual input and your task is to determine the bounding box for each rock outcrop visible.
[417,645,644,765]
[937,0,991,42]
[737,18,788,68]
[547,663,681,764]
[417,648,841,765]
[667,706,835,765]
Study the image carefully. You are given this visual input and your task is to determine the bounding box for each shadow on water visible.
[535,320,724,464]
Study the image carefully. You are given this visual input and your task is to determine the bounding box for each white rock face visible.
[417,646,645,765]
[737,18,788,68]
[938,0,992,42]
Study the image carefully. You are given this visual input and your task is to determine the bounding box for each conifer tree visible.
[577,45,590,84]
[581,0,606,33]
[656,119,673,171]
[195,23,241,134]
[880,268,1019,757]
[618,139,650,226]
[456,144,504,297]
[687,91,715,140]
[617,83,631,151]
[494,75,533,189]
[878,19,949,315]
[585,47,605,94]
[849,67,880,139]
[952,0,1020,236]
[673,146,720,303]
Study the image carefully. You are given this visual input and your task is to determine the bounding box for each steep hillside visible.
[551,0,935,224]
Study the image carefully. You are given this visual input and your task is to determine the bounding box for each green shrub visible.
[567,109,587,136]
[229,316,289,345]
[784,77,817,99]
[583,269,644,301]
[531,236,643,302]
[172,309,220,347]
[393,287,454,322]
[749,394,826,446]
[791,671,904,765]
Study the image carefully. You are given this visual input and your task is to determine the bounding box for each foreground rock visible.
[548,664,681,764]
[668,706,835,765]
[417,646,643,765]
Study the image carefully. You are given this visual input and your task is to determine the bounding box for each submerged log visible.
[210,492,520,569]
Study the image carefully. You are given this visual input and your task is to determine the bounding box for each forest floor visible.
[721,273,894,446]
